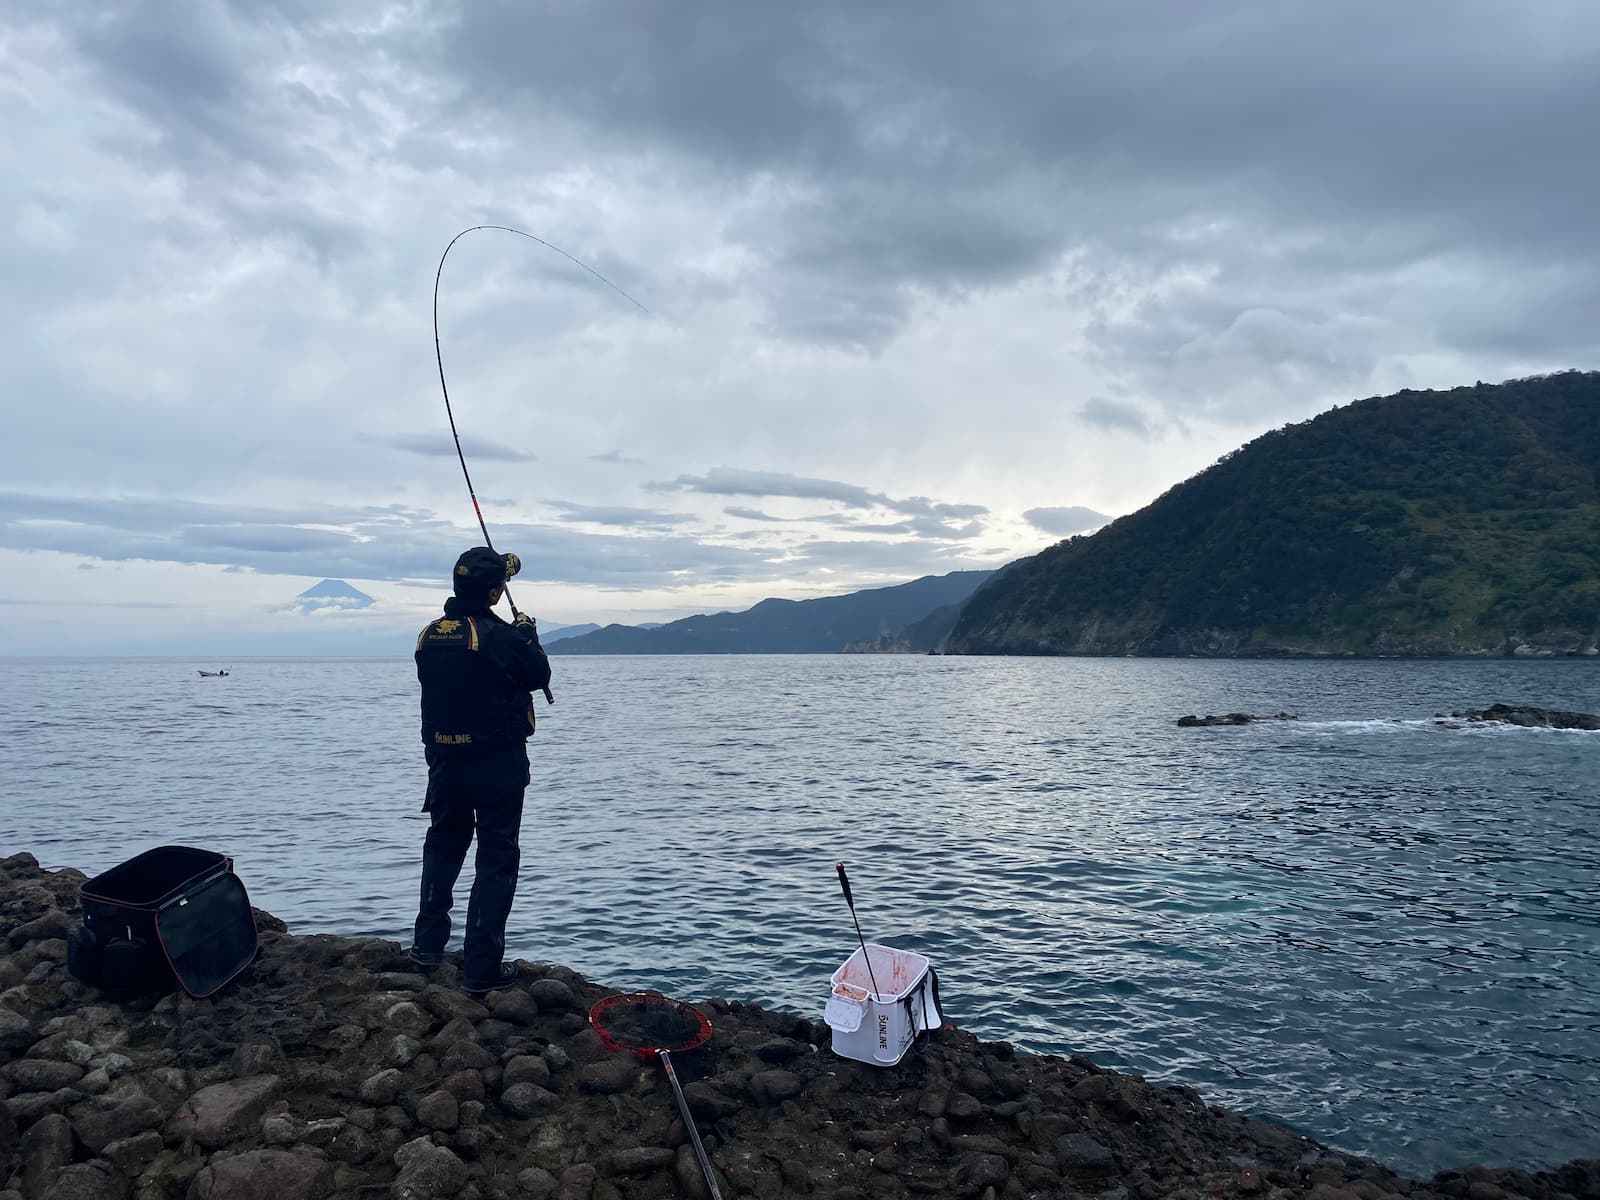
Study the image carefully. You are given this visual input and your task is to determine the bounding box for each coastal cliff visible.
[3,854,1596,1200]
[944,373,1600,658]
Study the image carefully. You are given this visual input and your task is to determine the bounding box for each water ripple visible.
[1,653,1596,1175]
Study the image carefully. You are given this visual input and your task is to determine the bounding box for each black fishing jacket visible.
[415,596,552,758]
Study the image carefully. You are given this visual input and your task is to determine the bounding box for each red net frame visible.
[588,992,714,1062]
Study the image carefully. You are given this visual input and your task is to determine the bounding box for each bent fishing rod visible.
[432,224,650,703]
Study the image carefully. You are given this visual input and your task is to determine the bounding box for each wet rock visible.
[186,1148,333,1200]
[383,1002,433,1038]
[6,1087,77,1122]
[180,1075,281,1149]
[39,1162,123,1200]
[416,1090,459,1131]
[421,985,488,1024]
[21,1113,74,1198]
[755,1038,807,1063]
[578,1059,635,1095]
[387,1034,424,1067]
[1444,704,1600,731]
[72,1095,165,1153]
[501,1083,559,1118]
[5,1058,84,1091]
[440,1041,496,1073]
[749,1070,802,1106]
[360,1068,405,1105]
[430,1017,479,1049]
[556,1162,598,1200]
[331,1124,376,1164]
[951,1151,1010,1196]
[8,910,72,948]
[565,1028,609,1065]
[103,1130,164,1176]
[441,1069,486,1103]
[516,1166,558,1199]
[0,1006,33,1050]
[394,1137,468,1199]
[1057,1133,1116,1174]
[526,979,579,1013]
[1176,712,1297,727]
[609,1146,674,1175]
[948,1091,984,1120]
[485,988,539,1025]
[504,1054,551,1090]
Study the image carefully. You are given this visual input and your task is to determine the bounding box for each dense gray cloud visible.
[381,433,535,462]
[544,501,692,529]
[1023,506,1112,537]
[4,1,1596,646]
[651,468,988,525]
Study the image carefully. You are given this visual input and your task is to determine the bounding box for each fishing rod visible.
[835,862,884,999]
[431,224,650,704]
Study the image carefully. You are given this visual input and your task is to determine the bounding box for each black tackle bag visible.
[66,846,259,998]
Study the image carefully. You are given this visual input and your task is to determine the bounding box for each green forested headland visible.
[944,372,1600,657]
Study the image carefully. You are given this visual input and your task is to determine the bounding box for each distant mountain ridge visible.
[551,570,994,654]
[945,372,1600,657]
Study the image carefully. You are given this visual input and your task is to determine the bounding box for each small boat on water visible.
[197,669,230,678]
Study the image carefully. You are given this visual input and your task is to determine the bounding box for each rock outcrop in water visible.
[3,853,1598,1200]
[1175,713,1298,727]
[1436,704,1600,731]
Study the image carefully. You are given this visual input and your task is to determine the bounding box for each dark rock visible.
[441,1041,497,1073]
[675,1143,726,1200]
[38,1162,123,1200]
[578,1059,636,1095]
[503,1054,551,1090]
[485,988,539,1025]
[416,1089,459,1131]
[1057,1133,1116,1174]
[556,1161,598,1200]
[21,1113,74,1198]
[947,1091,985,1120]
[103,1129,164,1176]
[442,1069,486,1102]
[0,1006,33,1051]
[517,1166,558,1199]
[951,1152,1010,1196]
[527,979,580,1013]
[421,985,489,1024]
[393,1140,468,1200]
[755,1038,807,1063]
[71,1095,165,1153]
[564,1027,609,1064]
[1177,712,1297,727]
[1445,704,1600,731]
[609,1146,674,1175]
[179,1075,282,1149]
[5,1058,84,1091]
[748,1070,802,1106]
[358,1068,404,1105]
[682,1080,739,1121]
[8,910,72,949]
[329,1124,376,1164]
[501,1083,559,1118]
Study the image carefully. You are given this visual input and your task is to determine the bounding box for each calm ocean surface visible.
[2,654,1596,1175]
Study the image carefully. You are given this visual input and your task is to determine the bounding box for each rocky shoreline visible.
[2,854,1596,1200]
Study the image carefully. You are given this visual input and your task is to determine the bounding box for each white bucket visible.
[823,943,943,1066]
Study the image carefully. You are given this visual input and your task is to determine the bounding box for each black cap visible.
[453,546,511,593]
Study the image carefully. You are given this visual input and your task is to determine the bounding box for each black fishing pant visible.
[412,743,529,982]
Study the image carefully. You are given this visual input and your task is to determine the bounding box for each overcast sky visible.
[4,1,1596,653]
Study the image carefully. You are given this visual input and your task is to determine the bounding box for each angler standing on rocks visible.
[409,546,552,994]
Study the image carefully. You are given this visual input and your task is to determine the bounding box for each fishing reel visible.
[502,552,521,579]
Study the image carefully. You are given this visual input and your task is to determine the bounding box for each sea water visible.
[2,654,1596,1175]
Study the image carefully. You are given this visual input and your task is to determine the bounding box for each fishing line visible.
[431,224,650,685]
